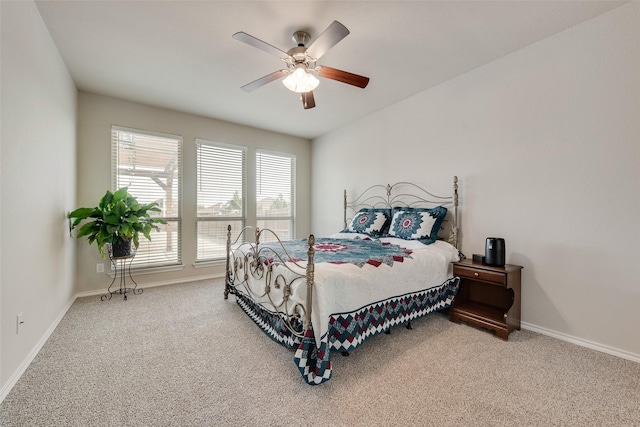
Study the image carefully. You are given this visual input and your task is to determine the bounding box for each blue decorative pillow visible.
[366,207,392,235]
[345,209,390,237]
[388,206,448,244]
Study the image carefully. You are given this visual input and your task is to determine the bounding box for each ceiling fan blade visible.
[232,32,289,59]
[317,66,370,88]
[305,21,350,61]
[301,91,316,109]
[241,70,288,92]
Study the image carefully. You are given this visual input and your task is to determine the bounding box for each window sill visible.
[108,263,185,278]
[193,259,226,269]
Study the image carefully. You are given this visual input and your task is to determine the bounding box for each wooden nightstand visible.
[449,258,523,340]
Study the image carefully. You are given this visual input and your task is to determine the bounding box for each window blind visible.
[111,126,182,267]
[256,150,295,242]
[196,139,246,262]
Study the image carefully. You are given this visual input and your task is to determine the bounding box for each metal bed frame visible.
[224,176,459,343]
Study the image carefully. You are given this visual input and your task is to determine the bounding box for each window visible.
[111,126,182,268]
[196,140,246,262]
[256,150,295,242]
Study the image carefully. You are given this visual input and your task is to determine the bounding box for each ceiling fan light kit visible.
[282,65,319,93]
[233,20,369,109]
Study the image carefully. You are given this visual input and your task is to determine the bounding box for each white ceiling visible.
[35,1,624,140]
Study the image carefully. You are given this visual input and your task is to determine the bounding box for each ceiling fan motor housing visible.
[287,46,309,63]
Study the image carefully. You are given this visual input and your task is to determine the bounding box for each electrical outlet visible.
[96,263,104,273]
[17,313,24,334]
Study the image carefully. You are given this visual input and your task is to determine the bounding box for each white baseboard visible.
[521,321,640,364]
[0,294,77,404]
[74,273,225,298]
[3,283,636,405]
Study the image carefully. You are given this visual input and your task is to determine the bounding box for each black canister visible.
[485,237,505,266]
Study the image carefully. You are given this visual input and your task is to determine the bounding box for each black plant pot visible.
[111,240,132,258]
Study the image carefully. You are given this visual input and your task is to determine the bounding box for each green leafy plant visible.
[68,187,167,258]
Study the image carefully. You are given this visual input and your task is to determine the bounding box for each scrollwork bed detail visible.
[225,176,461,385]
[224,226,315,340]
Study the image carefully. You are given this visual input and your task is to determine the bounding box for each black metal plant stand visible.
[102,244,142,301]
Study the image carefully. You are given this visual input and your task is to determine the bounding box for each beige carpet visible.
[1,279,638,426]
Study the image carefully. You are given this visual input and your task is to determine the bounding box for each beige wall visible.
[76,93,312,293]
[2,0,637,403]
[312,3,640,359]
[0,1,77,394]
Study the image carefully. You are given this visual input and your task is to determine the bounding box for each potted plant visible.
[68,187,167,258]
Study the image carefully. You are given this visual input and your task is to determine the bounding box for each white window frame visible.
[195,139,247,263]
[111,125,182,269]
[256,149,296,241]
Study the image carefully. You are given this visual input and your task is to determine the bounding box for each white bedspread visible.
[231,233,460,347]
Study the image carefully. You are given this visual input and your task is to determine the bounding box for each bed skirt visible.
[233,276,461,385]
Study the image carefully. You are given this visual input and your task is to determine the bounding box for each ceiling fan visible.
[233,20,370,109]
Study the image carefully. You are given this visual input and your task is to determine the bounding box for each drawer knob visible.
[474,272,479,276]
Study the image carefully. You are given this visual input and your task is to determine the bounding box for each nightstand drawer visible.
[454,265,506,285]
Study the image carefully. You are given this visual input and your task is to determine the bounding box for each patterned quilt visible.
[260,236,413,267]
[229,233,461,385]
